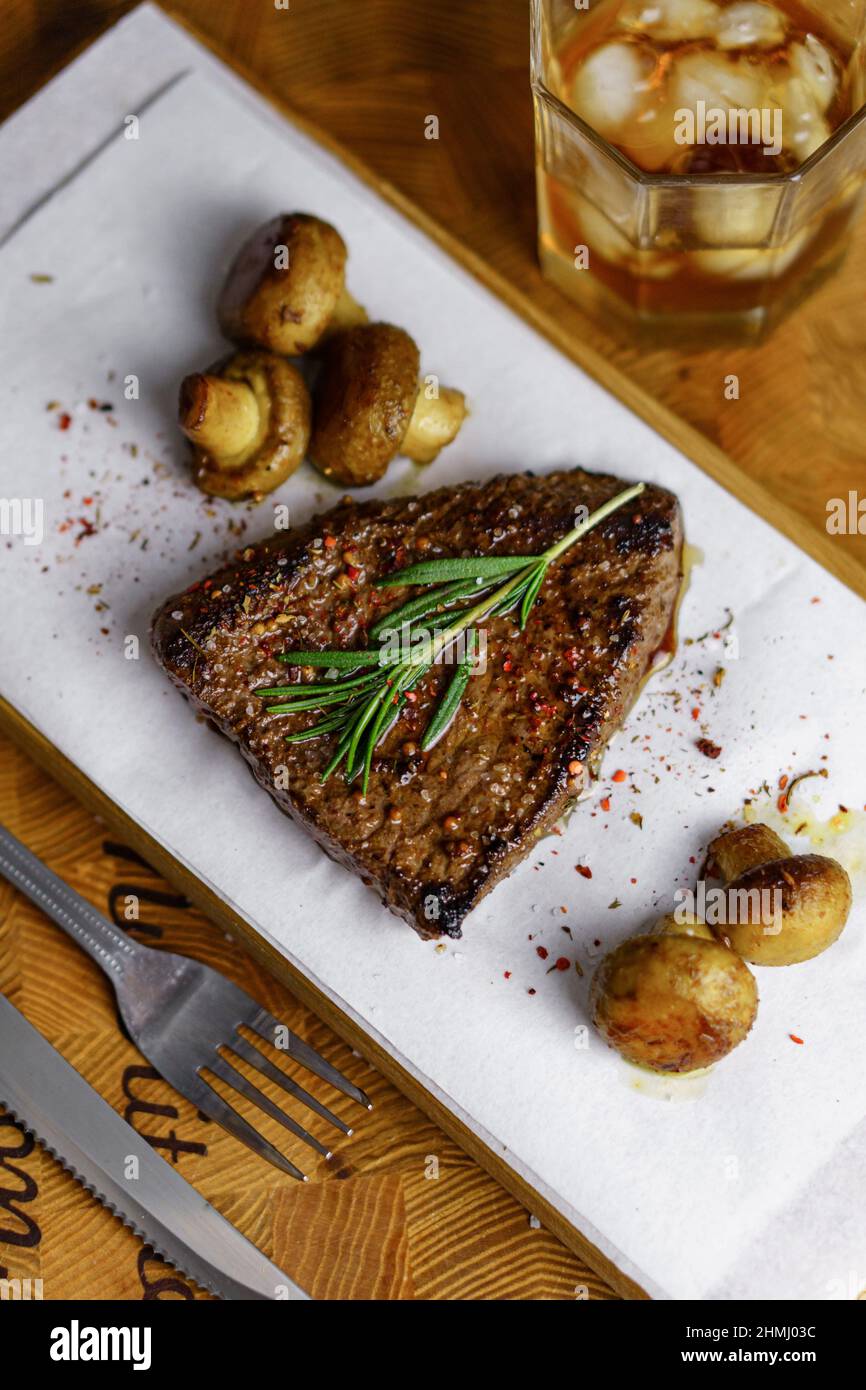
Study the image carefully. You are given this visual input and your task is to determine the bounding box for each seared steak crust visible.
[152,470,682,938]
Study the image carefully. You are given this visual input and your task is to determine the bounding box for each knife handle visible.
[0,823,140,980]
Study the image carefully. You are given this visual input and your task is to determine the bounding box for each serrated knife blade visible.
[0,994,309,1300]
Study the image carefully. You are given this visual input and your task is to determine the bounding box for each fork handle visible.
[0,823,140,980]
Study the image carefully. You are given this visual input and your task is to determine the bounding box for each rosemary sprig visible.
[257,482,644,793]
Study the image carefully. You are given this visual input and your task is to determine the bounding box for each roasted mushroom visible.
[309,323,467,486]
[705,823,852,966]
[590,917,759,1073]
[178,350,311,501]
[217,213,367,355]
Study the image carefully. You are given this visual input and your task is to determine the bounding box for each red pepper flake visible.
[527,988,536,996]
[691,706,701,721]
[779,774,789,790]
[576,864,592,879]
[323,535,337,549]
[696,738,722,760]
[58,412,72,430]
[612,769,627,783]
[82,496,93,506]
[536,945,549,960]
[503,656,513,673]
[346,564,361,582]
[777,793,789,814]
[600,796,611,812]
[553,957,569,972]
[789,1034,804,1045]
[503,971,511,980]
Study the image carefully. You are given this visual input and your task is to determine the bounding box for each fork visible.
[0,822,370,1181]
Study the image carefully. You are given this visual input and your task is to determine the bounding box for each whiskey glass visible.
[532,0,866,337]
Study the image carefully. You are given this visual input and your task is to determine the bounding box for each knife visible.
[0,994,309,1300]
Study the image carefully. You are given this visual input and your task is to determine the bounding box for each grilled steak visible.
[152,469,682,938]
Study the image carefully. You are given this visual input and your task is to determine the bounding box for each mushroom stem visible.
[402,385,467,465]
[708,825,788,881]
[328,286,368,335]
[178,373,260,460]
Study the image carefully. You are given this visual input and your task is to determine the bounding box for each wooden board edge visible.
[157,3,866,603]
[0,695,648,1300]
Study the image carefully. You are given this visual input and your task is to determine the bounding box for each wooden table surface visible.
[1,0,864,1301]
[0,734,613,1300]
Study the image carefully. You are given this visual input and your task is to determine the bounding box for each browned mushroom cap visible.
[310,323,467,486]
[706,824,853,966]
[178,349,311,501]
[591,931,758,1073]
[217,213,367,356]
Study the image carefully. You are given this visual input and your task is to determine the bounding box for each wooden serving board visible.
[1,5,865,1302]
[0,733,611,1300]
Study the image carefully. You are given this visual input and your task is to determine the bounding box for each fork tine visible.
[247,1006,372,1110]
[209,1054,333,1160]
[230,1035,354,1136]
[193,1074,308,1181]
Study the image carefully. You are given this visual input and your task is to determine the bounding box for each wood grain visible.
[0,733,616,1300]
[0,698,646,1298]
[0,739,617,1301]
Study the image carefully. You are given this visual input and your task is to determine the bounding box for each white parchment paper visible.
[1,5,865,1300]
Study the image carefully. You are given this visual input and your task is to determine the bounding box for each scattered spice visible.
[688,610,734,645]
[575,864,592,879]
[789,1034,804,1045]
[629,811,643,829]
[612,768,627,783]
[697,738,722,760]
[536,945,549,960]
[777,767,828,814]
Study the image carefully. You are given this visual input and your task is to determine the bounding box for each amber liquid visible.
[537,0,864,331]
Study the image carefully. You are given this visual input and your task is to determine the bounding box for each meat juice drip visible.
[537,0,862,320]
